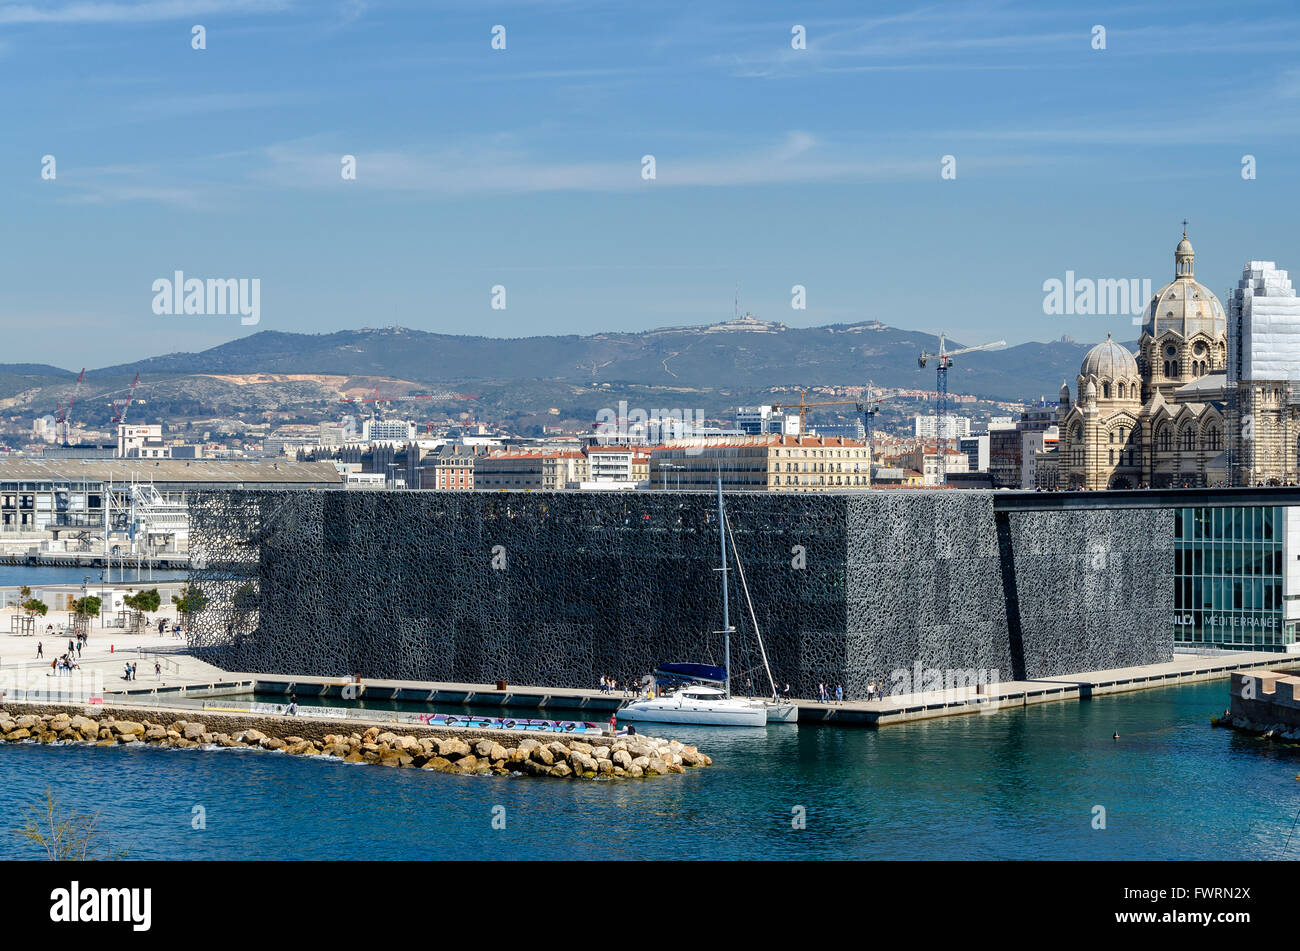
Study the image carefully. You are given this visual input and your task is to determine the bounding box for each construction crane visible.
[918,333,1006,484]
[767,391,869,435]
[110,373,142,430]
[768,385,895,482]
[57,368,86,445]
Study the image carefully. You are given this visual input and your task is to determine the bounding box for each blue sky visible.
[3,0,1300,368]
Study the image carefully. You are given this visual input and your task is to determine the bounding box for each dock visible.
[85,650,1300,727]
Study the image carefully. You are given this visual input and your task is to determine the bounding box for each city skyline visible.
[3,0,1300,364]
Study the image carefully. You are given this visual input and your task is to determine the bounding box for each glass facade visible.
[1173,506,1291,650]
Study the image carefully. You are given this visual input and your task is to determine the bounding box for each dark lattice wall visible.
[186,490,1172,696]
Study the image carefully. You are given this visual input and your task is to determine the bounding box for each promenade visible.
[78,648,1300,728]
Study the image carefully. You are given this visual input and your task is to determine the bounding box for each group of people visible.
[35,638,84,662]
[50,653,80,674]
[597,675,630,697]
[817,682,845,704]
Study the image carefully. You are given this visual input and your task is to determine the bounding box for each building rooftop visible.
[0,458,342,485]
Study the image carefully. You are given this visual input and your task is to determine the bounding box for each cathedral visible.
[1054,232,1230,489]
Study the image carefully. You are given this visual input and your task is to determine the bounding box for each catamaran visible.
[615,478,788,728]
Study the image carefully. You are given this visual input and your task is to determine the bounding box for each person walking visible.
[76,641,82,659]
[155,660,162,680]
[835,683,844,704]
[36,642,43,659]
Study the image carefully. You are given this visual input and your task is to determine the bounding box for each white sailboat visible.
[722,502,798,724]
[615,478,768,728]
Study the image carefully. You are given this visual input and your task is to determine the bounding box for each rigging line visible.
[724,507,778,701]
[1284,796,1300,853]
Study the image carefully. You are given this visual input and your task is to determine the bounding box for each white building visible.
[913,415,972,440]
[958,434,990,472]
[1228,261,1300,483]
[737,406,801,436]
[363,419,416,444]
[1020,426,1059,488]
[117,424,170,459]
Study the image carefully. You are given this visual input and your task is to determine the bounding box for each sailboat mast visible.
[717,475,731,699]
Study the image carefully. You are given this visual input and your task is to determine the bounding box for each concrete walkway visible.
[63,647,1300,728]
[797,650,1300,725]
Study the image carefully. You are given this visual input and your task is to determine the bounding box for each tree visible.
[15,788,129,861]
[19,585,48,622]
[171,585,208,630]
[70,595,102,636]
[71,596,102,618]
[123,588,161,615]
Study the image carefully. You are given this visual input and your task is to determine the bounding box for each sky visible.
[3,0,1300,368]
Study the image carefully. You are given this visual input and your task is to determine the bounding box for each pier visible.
[81,650,1300,728]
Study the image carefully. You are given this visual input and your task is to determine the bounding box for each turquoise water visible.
[1,680,1297,860]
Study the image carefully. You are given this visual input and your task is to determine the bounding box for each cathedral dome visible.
[1080,334,1139,380]
[1140,232,1226,339]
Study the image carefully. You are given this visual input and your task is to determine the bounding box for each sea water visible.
[0,680,1295,860]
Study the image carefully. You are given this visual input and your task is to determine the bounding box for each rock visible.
[217,735,240,748]
[113,721,145,736]
[643,760,664,776]
[436,737,471,759]
[667,763,686,774]
[546,741,570,759]
[681,750,701,767]
[422,756,452,770]
[5,728,29,741]
[49,713,71,731]
[96,739,117,747]
[457,755,478,770]
[145,725,168,740]
[474,739,495,758]
[591,746,610,760]
[363,727,380,743]
[238,729,266,745]
[530,745,555,766]
[98,728,114,740]
[260,737,287,751]
[630,756,650,770]
[117,734,138,744]
[612,766,627,777]
[71,715,98,734]
[516,738,541,756]
[182,723,206,741]
[551,762,572,778]
[285,740,314,755]
[392,735,420,752]
[344,751,364,763]
[569,741,594,755]
[377,731,400,746]
[627,764,643,778]
[488,743,509,762]
[14,715,41,730]
[612,749,632,769]
[597,759,613,774]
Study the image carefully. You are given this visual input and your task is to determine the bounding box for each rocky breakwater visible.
[0,710,712,780]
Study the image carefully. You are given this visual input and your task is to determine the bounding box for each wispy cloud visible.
[0,0,290,25]
[252,131,1022,196]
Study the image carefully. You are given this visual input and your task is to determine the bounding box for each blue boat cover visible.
[653,663,726,685]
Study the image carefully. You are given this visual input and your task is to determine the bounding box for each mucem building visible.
[185,489,1174,696]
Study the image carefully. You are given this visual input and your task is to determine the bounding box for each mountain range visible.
[1,320,1111,434]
